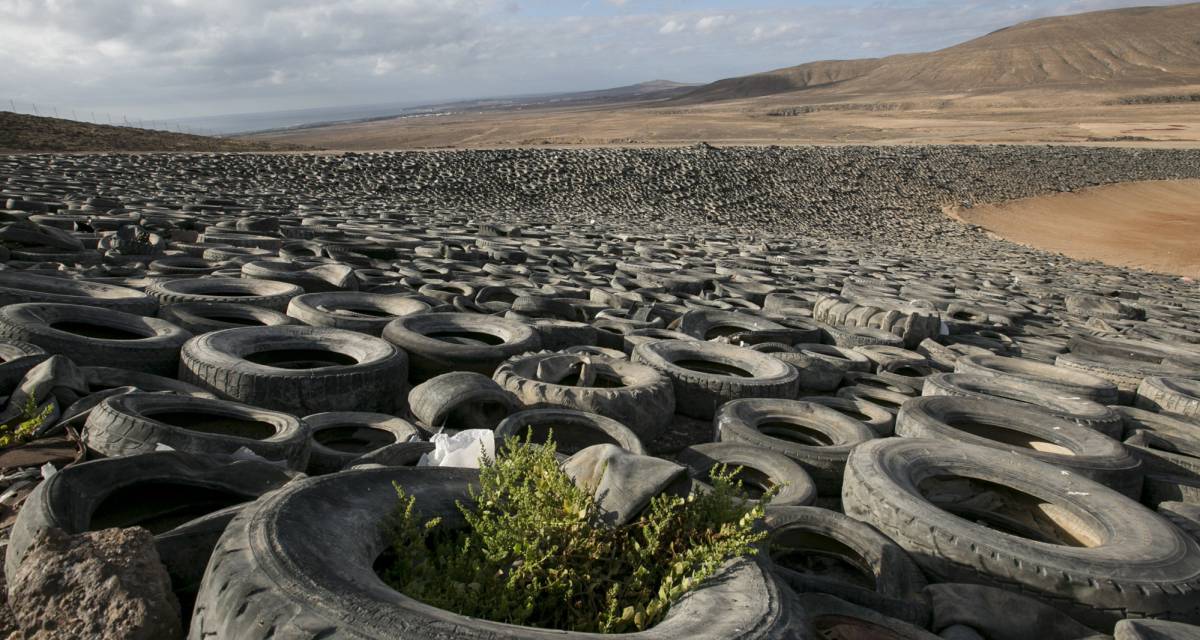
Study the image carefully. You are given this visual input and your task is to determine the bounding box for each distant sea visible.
[165,100,435,135]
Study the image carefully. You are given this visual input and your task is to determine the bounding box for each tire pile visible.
[0,147,1197,639]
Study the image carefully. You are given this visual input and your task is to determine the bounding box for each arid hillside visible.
[246,3,1200,150]
[0,112,303,153]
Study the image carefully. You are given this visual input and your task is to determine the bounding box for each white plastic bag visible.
[418,429,495,468]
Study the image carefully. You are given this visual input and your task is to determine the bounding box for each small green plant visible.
[0,394,54,449]
[380,436,773,633]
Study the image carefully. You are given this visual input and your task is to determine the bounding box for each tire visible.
[495,408,646,456]
[955,353,1119,405]
[1137,377,1200,420]
[896,396,1142,498]
[1159,502,1200,545]
[802,396,896,437]
[5,451,296,603]
[716,399,876,497]
[674,309,786,341]
[147,277,303,311]
[769,352,843,392]
[188,467,801,639]
[81,366,215,397]
[241,260,357,293]
[836,385,911,415]
[84,392,311,469]
[823,324,904,348]
[493,352,674,441]
[348,441,436,469]
[841,371,920,396]
[179,325,407,415]
[765,506,929,626]
[0,271,158,315]
[793,343,872,373]
[793,593,941,640]
[842,438,1200,630]
[1118,407,1200,506]
[632,340,799,420]
[922,372,1124,438]
[287,292,430,336]
[0,302,191,376]
[676,442,817,507]
[159,301,296,335]
[408,371,518,430]
[382,312,541,382]
[304,412,422,475]
[1055,352,1185,405]
[1115,619,1200,640]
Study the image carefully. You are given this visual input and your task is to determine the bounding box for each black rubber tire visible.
[769,352,843,392]
[81,366,215,397]
[159,301,296,335]
[836,385,911,415]
[0,271,158,315]
[1114,619,1200,640]
[765,506,929,626]
[674,309,786,341]
[823,324,905,348]
[1160,502,1200,545]
[0,302,191,376]
[493,352,674,441]
[896,396,1143,498]
[956,353,1120,405]
[147,277,303,311]
[407,371,518,431]
[188,467,802,639]
[83,392,311,469]
[802,395,896,437]
[347,441,436,468]
[304,412,422,475]
[179,325,407,415]
[1118,407,1200,506]
[842,438,1200,631]
[794,343,872,374]
[922,372,1124,438]
[793,593,941,639]
[841,371,920,396]
[632,340,799,420]
[287,292,431,336]
[716,399,876,497]
[5,451,296,606]
[1055,352,1185,406]
[241,260,357,293]
[1137,377,1200,420]
[382,312,541,382]
[676,442,817,507]
[494,408,647,456]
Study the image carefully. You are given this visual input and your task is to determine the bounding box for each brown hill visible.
[0,112,307,153]
[679,3,1200,102]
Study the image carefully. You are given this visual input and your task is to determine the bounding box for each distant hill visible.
[0,112,306,153]
[677,3,1200,103]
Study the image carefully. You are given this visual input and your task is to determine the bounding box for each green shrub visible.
[0,395,54,449]
[380,436,773,633]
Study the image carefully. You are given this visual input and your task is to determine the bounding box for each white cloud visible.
[659,19,685,35]
[694,15,733,34]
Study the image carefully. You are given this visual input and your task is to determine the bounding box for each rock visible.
[9,527,181,640]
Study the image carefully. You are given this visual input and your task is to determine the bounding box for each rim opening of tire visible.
[916,474,1103,547]
[147,410,279,439]
[856,394,903,412]
[203,314,266,326]
[50,320,149,341]
[90,482,248,534]
[695,464,773,499]
[770,530,876,590]
[855,377,899,391]
[813,615,908,639]
[314,425,397,453]
[888,366,925,378]
[245,348,359,369]
[704,325,749,340]
[942,416,1075,456]
[441,400,511,431]
[555,369,625,388]
[757,421,836,446]
[426,330,505,346]
[507,423,620,455]
[323,305,396,318]
[675,359,753,378]
[199,288,261,297]
[829,408,876,423]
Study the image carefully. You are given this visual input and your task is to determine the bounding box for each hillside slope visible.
[0,112,303,152]
[678,3,1200,102]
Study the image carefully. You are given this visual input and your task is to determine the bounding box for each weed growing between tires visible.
[380,436,773,633]
[0,395,54,449]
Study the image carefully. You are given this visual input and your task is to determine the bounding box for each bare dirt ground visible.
[949,179,1200,279]
[243,89,1200,150]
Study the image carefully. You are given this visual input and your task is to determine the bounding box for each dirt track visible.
[950,179,1200,279]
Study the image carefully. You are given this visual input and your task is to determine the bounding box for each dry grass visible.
[0,112,307,153]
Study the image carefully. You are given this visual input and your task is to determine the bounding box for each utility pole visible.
[31,103,38,116]
[8,99,15,112]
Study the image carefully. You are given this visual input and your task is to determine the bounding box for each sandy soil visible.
[243,87,1200,150]
[949,179,1200,278]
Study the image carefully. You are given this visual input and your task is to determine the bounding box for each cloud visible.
[0,0,1193,122]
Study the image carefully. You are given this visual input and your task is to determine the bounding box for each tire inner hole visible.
[770,530,876,590]
[675,359,753,377]
[50,321,149,340]
[90,482,249,534]
[147,410,279,439]
[509,423,620,456]
[427,330,505,346]
[245,348,358,369]
[917,474,1102,547]
[314,425,397,453]
[943,415,1075,456]
[757,421,835,446]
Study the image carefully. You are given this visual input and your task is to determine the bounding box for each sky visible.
[0,0,1194,121]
